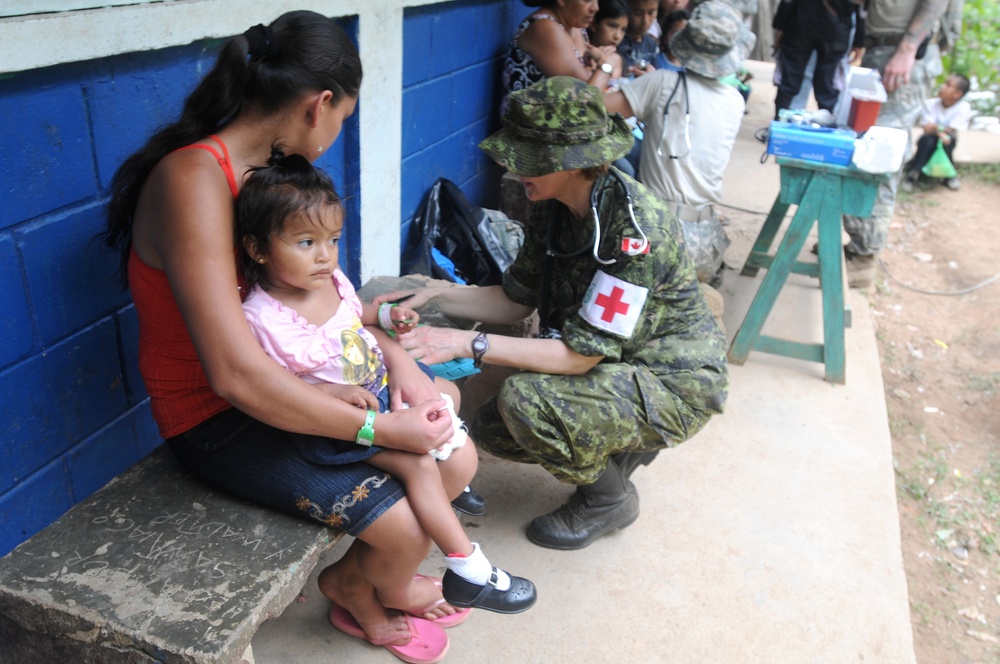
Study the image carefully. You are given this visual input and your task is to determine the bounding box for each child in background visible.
[237,153,537,616]
[588,0,631,84]
[618,0,660,77]
[902,73,974,192]
[647,0,689,40]
[655,8,689,71]
[593,0,644,176]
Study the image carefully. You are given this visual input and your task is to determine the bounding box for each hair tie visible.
[244,24,274,63]
[273,153,313,172]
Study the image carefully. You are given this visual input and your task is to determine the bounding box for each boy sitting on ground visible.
[902,73,974,192]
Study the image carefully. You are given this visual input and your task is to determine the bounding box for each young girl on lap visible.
[236,153,537,620]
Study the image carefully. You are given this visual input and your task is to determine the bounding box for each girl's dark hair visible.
[594,0,629,22]
[236,151,342,289]
[104,10,361,285]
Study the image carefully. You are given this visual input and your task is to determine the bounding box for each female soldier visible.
[377,76,729,550]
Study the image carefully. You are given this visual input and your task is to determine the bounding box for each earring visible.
[317,145,323,153]
[258,258,266,264]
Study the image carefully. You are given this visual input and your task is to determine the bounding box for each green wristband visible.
[356,410,376,447]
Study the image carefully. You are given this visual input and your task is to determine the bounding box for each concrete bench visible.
[0,444,340,664]
[0,274,520,664]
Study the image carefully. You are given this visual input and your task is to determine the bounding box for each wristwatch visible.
[599,62,614,75]
[471,333,489,368]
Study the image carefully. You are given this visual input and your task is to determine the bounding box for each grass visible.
[895,444,945,501]
[888,410,925,441]
[966,370,1000,395]
[910,598,937,625]
[896,446,1000,562]
[958,162,1000,186]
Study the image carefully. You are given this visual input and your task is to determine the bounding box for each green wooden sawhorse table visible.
[727,157,888,384]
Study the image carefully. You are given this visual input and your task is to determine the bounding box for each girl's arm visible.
[137,150,451,453]
[367,327,444,412]
[373,284,534,326]
[361,301,419,336]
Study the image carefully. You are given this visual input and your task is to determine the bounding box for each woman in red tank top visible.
[104,11,471,658]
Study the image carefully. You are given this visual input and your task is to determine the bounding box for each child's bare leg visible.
[366,450,472,556]
[438,436,477,500]
[434,376,480,505]
[435,377,460,409]
[318,502,446,636]
[338,500,458,621]
[367,448,537,614]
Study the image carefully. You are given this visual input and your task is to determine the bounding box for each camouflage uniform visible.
[471,170,730,485]
[842,41,943,257]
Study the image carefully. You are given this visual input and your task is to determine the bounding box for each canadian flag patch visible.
[621,237,650,255]
[580,270,648,338]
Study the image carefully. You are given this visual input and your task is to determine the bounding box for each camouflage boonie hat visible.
[670,0,742,79]
[689,0,758,17]
[479,76,634,177]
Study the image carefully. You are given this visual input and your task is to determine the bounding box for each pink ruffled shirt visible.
[242,269,387,396]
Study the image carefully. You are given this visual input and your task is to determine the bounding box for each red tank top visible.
[129,136,242,438]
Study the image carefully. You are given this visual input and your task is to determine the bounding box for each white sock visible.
[445,542,511,590]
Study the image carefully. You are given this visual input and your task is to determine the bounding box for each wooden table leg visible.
[728,181,824,365]
[815,184,847,384]
[740,199,790,278]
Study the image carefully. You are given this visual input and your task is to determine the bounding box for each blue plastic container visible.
[766,122,857,166]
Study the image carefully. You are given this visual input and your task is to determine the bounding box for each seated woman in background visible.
[501,0,623,113]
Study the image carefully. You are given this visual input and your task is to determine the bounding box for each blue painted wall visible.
[0,0,523,557]
[400,0,522,227]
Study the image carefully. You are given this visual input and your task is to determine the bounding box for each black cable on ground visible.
[711,203,1000,296]
[877,258,1000,296]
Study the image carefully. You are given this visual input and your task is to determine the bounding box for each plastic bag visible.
[851,126,909,173]
[921,140,957,179]
[401,178,520,286]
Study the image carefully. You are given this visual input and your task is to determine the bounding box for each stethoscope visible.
[543,169,648,266]
[657,69,692,160]
[537,170,648,338]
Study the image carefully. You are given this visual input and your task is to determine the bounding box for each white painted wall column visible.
[356,1,404,281]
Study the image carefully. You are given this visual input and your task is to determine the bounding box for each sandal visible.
[411,574,472,628]
[329,602,449,664]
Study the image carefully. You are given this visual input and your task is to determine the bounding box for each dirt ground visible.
[870,173,1000,663]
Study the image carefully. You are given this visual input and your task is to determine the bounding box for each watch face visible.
[473,336,488,353]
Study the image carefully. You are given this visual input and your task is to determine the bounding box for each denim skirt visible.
[167,407,404,537]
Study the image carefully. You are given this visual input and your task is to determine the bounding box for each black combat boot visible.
[525,458,640,550]
[610,449,660,480]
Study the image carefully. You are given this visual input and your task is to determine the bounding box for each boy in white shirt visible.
[902,73,975,192]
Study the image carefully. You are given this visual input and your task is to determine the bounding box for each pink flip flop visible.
[329,602,449,664]
[412,574,472,628]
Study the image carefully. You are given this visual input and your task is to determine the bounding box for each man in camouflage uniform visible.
[607,0,752,286]
[386,76,729,550]
[841,0,952,288]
